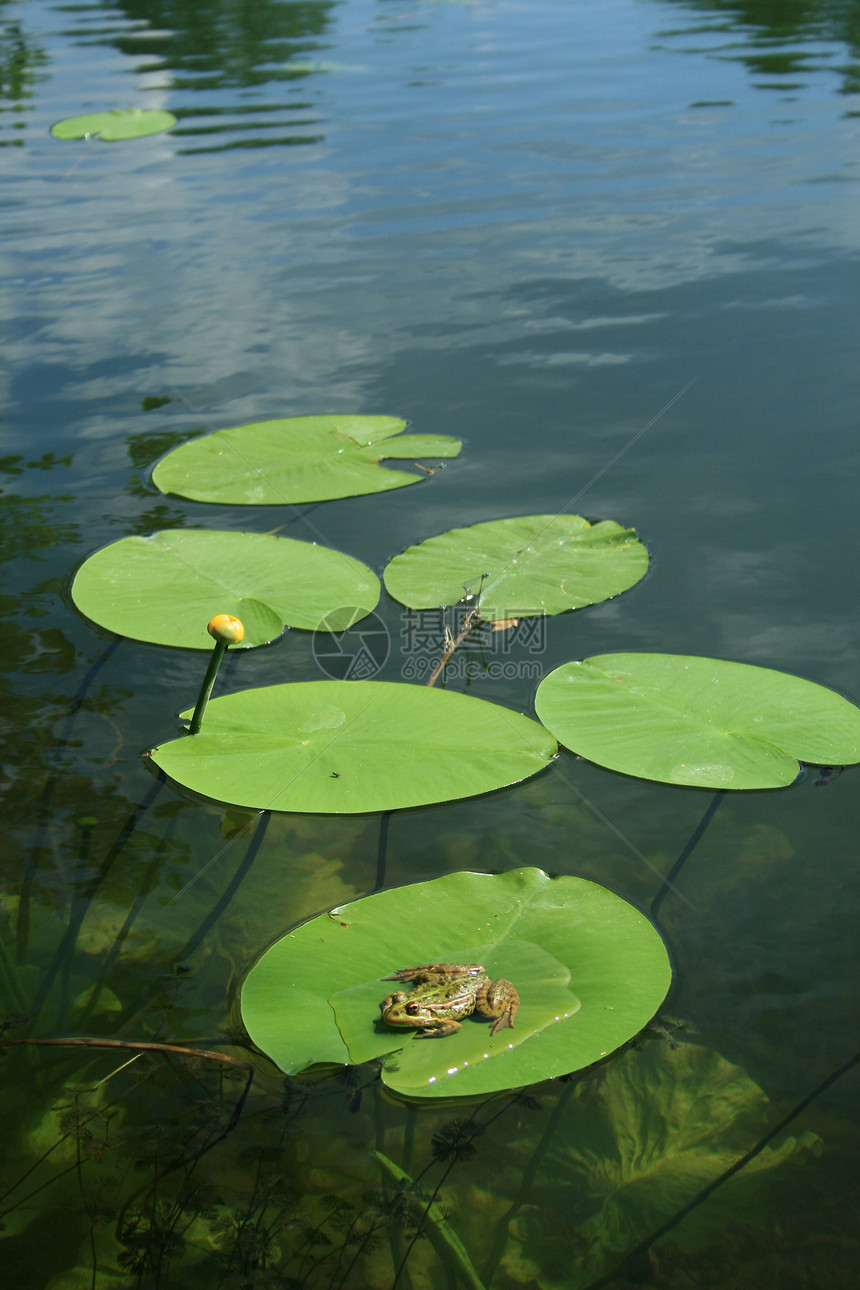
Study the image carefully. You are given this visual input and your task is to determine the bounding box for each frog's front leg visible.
[417,1018,463,1038]
[475,978,519,1035]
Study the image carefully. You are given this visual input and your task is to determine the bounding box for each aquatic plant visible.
[241,868,672,1097]
[51,108,177,141]
[6,403,860,1288]
[62,408,860,1097]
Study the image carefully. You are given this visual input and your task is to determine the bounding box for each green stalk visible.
[188,614,245,735]
[189,638,227,734]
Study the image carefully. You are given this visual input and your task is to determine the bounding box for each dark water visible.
[4,0,860,1284]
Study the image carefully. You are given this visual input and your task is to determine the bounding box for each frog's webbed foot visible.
[489,1008,516,1036]
[477,978,519,1035]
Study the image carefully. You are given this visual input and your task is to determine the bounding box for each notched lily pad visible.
[51,109,177,141]
[383,514,649,622]
[535,652,860,789]
[240,867,672,1098]
[71,529,380,648]
[151,415,462,504]
[149,680,557,812]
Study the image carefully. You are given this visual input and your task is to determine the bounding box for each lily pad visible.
[151,415,462,504]
[51,109,177,141]
[150,680,557,811]
[71,529,380,648]
[383,514,648,622]
[240,867,672,1098]
[535,653,860,789]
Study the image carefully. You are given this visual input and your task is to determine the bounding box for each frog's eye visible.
[405,1002,422,1016]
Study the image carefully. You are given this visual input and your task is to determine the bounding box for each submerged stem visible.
[651,790,725,919]
[172,811,270,963]
[17,638,121,960]
[29,775,166,1021]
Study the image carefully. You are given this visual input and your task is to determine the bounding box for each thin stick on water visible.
[425,609,479,687]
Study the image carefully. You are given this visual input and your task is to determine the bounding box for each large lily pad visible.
[383,514,648,622]
[71,529,380,648]
[150,680,557,811]
[151,415,461,504]
[535,653,860,789]
[51,109,177,141]
[240,867,672,1098]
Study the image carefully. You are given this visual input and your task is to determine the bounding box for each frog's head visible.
[380,990,424,1028]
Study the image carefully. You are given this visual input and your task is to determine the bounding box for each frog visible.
[379,962,519,1038]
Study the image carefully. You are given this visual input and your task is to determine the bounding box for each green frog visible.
[380,962,519,1038]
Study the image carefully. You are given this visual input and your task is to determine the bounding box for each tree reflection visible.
[102,0,336,88]
[0,13,48,147]
[665,0,860,41]
[662,0,860,93]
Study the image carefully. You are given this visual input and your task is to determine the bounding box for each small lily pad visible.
[383,514,649,621]
[71,529,380,648]
[150,680,557,811]
[151,415,462,504]
[535,653,860,789]
[240,867,672,1098]
[51,109,177,141]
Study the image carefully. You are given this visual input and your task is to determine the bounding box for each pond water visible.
[4,0,860,1284]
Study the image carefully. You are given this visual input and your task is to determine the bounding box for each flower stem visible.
[188,614,245,734]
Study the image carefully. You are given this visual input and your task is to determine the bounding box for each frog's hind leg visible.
[476,979,519,1035]
[382,963,485,983]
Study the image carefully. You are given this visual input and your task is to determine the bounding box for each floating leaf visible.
[71,529,379,648]
[535,653,860,789]
[151,415,461,504]
[240,867,672,1098]
[51,108,177,141]
[383,514,648,621]
[150,681,557,811]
